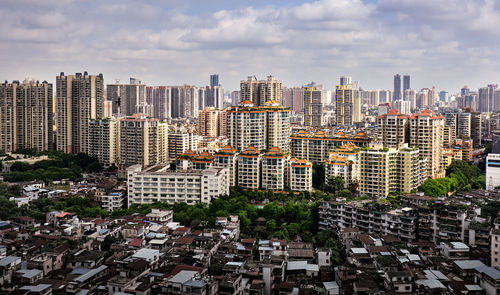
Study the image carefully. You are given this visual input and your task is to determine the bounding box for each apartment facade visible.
[325,143,360,188]
[359,146,427,198]
[0,80,53,152]
[198,107,223,137]
[240,75,282,107]
[303,84,324,127]
[409,110,444,179]
[127,165,229,206]
[227,100,290,152]
[335,84,361,126]
[290,158,313,192]
[56,72,104,154]
[88,118,119,167]
[119,114,168,168]
[261,147,289,190]
[291,130,370,164]
[377,109,409,149]
[237,146,261,190]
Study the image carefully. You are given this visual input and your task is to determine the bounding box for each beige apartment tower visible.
[303,84,324,127]
[335,84,361,126]
[0,80,53,152]
[56,72,104,154]
[409,110,445,179]
[240,75,282,106]
[119,114,168,168]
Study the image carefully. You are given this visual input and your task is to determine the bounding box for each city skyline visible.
[1,0,500,92]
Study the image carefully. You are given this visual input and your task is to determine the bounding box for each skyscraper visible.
[210,74,219,87]
[240,75,282,106]
[335,83,360,126]
[479,84,498,113]
[56,72,104,154]
[119,114,168,168]
[377,109,409,149]
[282,87,303,113]
[340,76,352,86]
[0,80,53,152]
[303,83,324,127]
[409,110,444,179]
[394,74,401,100]
[403,75,410,99]
[107,78,147,116]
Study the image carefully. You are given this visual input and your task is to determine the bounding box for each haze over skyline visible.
[1,0,500,92]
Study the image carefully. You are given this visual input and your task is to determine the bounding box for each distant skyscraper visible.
[205,85,224,109]
[107,78,147,116]
[461,86,470,97]
[210,74,219,87]
[340,76,352,86]
[240,76,282,106]
[303,83,324,127]
[56,72,104,154]
[479,84,497,112]
[283,87,303,113]
[403,75,410,99]
[231,91,240,106]
[439,91,449,102]
[149,86,171,120]
[335,83,360,126]
[393,74,401,100]
[0,80,53,152]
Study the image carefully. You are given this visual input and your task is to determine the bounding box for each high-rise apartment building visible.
[303,83,324,127]
[237,146,261,189]
[409,110,445,179]
[227,100,290,152]
[168,125,199,160]
[377,109,409,149]
[479,84,498,113]
[403,75,410,99]
[205,86,224,110]
[107,78,147,116]
[230,91,240,106]
[359,145,427,198]
[335,83,361,125]
[379,90,392,103]
[0,80,53,152]
[170,86,200,118]
[198,107,224,137]
[56,72,104,154]
[119,114,168,168]
[210,74,219,87]
[240,76,282,106]
[282,87,303,113]
[261,147,289,190]
[444,112,471,146]
[148,86,171,120]
[88,118,119,167]
[470,112,482,147]
[340,76,352,86]
[393,74,401,100]
[289,158,313,192]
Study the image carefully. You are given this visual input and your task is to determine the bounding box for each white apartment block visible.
[213,145,238,187]
[168,126,199,160]
[486,154,500,190]
[127,165,229,206]
[102,192,125,212]
[491,218,500,267]
[261,147,289,190]
[237,146,261,190]
[290,158,313,192]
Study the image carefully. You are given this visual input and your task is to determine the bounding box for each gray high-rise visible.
[403,75,410,99]
[393,74,401,100]
[210,74,219,87]
[107,78,146,116]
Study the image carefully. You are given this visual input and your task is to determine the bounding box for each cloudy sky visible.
[1,0,500,92]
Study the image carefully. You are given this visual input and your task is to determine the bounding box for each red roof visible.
[175,237,194,245]
[128,238,144,247]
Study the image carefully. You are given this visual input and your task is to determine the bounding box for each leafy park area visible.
[1,150,103,182]
[418,160,485,197]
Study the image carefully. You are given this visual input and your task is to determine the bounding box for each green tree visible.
[328,176,345,195]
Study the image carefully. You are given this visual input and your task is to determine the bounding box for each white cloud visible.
[0,0,499,91]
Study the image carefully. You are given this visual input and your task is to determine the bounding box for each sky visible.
[1,0,500,93]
